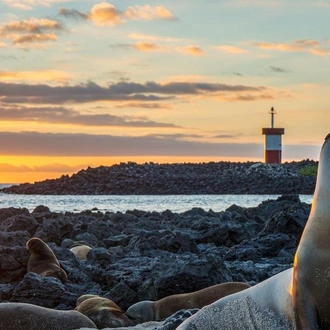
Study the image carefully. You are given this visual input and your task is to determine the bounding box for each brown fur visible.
[0,302,97,330]
[75,295,134,328]
[126,282,251,323]
[26,237,68,283]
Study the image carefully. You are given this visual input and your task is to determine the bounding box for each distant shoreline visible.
[1,160,318,196]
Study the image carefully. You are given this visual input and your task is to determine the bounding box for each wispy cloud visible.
[58,3,177,27]
[112,41,203,56]
[133,42,166,52]
[270,66,291,73]
[176,46,203,56]
[0,80,264,104]
[4,0,76,10]
[254,39,330,56]
[0,104,178,128]
[0,131,263,157]
[0,70,72,83]
[58,8,89,21]
[214,45,248,54]
[114,102,172,109]
[124,5,176,21]
[0,18,63,46]
[0,18,62,34]
[216,93,275,102]
[0,162,80,173]
[227,0,282,7]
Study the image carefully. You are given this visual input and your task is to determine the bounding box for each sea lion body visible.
[26,237,67,283]
[70,244,92,260]
[177,134,330,330]
[292,133,330,329]
[0,302,97,330]
[76,294,134,328]
[126,282,250,323]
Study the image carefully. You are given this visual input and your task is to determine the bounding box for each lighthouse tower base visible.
[262,128,285,164]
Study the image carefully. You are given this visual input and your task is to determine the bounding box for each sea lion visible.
[126,282,250,323]
[0,302,97,330]
[26,237,68,283]
[69,244,92,260]
[75,294,135,328]
[177,133,330,330]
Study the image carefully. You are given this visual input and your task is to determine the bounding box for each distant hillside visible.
[0,160,318,195]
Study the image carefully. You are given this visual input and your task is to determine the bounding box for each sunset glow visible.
[0,1,329,183]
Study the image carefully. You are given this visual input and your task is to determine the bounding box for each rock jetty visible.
[1,160,317,195]
[0,194,311,329]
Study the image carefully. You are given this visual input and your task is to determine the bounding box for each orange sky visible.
[1,155,265,184]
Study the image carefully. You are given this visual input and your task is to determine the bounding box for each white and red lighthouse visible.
[261,107,285,164]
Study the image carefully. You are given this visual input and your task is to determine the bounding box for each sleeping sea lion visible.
[75,294,134,328]
[177,133,330,330]
[126,282,250,323]
[26,237,68,283]
[0,302,97,330]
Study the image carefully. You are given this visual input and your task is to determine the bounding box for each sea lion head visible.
[76,295,134,328]
[308,133,330,222]
[125,300,155,323]
[26,237,68,283]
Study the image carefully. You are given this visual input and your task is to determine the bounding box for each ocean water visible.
[0,184,313,213]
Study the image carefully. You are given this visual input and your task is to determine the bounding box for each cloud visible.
[12,33,58,44]
[0,70,72,83]
[227,0,282,6]
[109,43,134,51]
[0,18,63,46]
[0,104,179,127]
[0,162,79,173]
[214,45,248,54]
[316,1,330,7]
[0,163,30,172]
[128,32,180,43]
[4,0,75,10]
[113,41,202,55]
[213,134,241,139]
[134,42,162,52]
[124,5,176,21]
[270,66,291,73]
[0,131,321,160]
[58,8,89,21]
[309,48,330,56]
[115,103,172,109]
[216,93,274,102]
[89,2,124,26]
[0,80,264,104]
[59,3,176,27]
[0,131,264,157]
[176,46,203,56]
[253,39,330,56]
[0,18,63,34]
[128,33,160,41]
[0,55,18,60]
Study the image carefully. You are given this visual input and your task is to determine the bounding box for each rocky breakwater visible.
[0,195,310,329]
[0,160,318,195]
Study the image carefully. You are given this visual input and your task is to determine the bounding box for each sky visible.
[0,0,329,183]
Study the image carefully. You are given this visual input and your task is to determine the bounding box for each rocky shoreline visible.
[1,160,318,195]
[0,194,311,329]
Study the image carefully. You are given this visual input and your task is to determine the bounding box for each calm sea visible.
[0,184,313,213]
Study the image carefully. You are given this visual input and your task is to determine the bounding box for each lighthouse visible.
[261,107,285,164]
